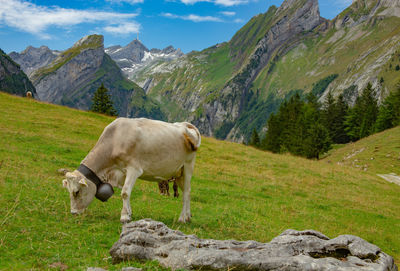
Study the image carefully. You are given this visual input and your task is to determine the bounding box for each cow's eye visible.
[73,190,80,197]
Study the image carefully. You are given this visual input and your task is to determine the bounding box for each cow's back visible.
[83,118,199,181]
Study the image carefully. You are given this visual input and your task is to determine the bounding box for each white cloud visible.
[234,18,244,23]
[178,0,249,6]
[162,12,222,22]
[220,11,236,16]
[103,22,140,35]
[0,0,140,38]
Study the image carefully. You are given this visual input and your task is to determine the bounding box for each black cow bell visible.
[95,183,114,202]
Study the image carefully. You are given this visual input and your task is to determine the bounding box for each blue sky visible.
[0,0,352,54]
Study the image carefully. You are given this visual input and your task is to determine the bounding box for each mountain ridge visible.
[129,0,400,142]
[0,48,36,97]
[21,34,164,120]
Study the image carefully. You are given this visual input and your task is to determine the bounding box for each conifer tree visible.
[302,93,331,159]
[249,128,260,147]
[280,94,304,155]
[345,83,378,140]
[261,113,281,153]
[375,84,400,132]
[321,92,349,144]
[91,83,117,116]
[333,94,350,143]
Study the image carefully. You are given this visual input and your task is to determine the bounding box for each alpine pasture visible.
[0,92,399,270]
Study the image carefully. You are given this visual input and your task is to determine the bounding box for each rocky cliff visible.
[0,48,36,97]
[130,0,400,142]
[194,0,326,140]
[30,35,164,119]
[9,46,59,77]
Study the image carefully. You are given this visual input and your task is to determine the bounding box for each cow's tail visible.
[183,123,201,151]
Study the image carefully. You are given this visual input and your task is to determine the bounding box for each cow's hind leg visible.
[120,167,142,224]
[178,161,194,223]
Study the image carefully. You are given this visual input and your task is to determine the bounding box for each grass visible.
[323,126,400,175]
[0,91,399,270]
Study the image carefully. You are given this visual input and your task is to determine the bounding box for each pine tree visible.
[333,94,350,144]
[280,94,304,155]
[375,84,400,132]
[261,113,282,153]
[345,83,378,140]
[249,128,260,147]
[321,92,349,144]
[91,83,117,116]
[302,93,331,159]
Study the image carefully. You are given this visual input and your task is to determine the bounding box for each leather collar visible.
[77,164,103,188]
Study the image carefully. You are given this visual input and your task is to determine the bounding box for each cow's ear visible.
[79,178,88,187]
[66,172,76,180]
[62,179,68,188]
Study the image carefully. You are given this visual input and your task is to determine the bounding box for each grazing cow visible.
[62,118,201,223]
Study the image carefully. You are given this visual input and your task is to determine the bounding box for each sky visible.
[0,0,353,54]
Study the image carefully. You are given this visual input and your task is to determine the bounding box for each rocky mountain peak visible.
[73,34,104,49]
[276,0,319,16]
[126,39,149,52]
[9,45,59,77]
[335,0,400,29]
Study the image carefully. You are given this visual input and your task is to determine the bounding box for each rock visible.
[122,267,142,271]
[87,266,142,271]
[110,219,398,271]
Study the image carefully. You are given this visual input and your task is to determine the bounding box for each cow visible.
[62,118,201,223]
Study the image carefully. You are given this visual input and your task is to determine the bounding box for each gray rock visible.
[121,267,142,271]
[110,219,398,271]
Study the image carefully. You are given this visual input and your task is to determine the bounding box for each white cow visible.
[62,118,201,223]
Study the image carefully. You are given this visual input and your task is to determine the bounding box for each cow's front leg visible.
[178,161,194,223]
[120,167,142,224]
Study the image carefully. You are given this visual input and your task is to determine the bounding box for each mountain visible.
[9,46,59,77]
[130,0,400,142]
[29,35,164,119]
[0,48,36,97]
[105,39,184,83]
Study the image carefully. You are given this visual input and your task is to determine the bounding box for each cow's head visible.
[62,171,96,214]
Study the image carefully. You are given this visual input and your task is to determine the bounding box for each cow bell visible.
[96,183,114,202]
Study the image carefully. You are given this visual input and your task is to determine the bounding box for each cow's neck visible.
[81,142,112,179]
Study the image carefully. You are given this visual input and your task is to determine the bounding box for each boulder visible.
[110,219,398,271]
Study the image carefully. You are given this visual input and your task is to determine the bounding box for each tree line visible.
[249,83,400,159]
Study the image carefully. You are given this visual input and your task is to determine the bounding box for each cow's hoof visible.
[178,214,191,223]
[120,215,131,224]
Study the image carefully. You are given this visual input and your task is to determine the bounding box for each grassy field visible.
[0,91,399,270]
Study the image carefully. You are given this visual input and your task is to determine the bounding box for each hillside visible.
[29,35,164,119]
[0,48,36,97]
[324,126,400,174]
[131,0,400,142]
[0,92,399,269]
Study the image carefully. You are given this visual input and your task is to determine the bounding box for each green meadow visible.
[0,92,399,270]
